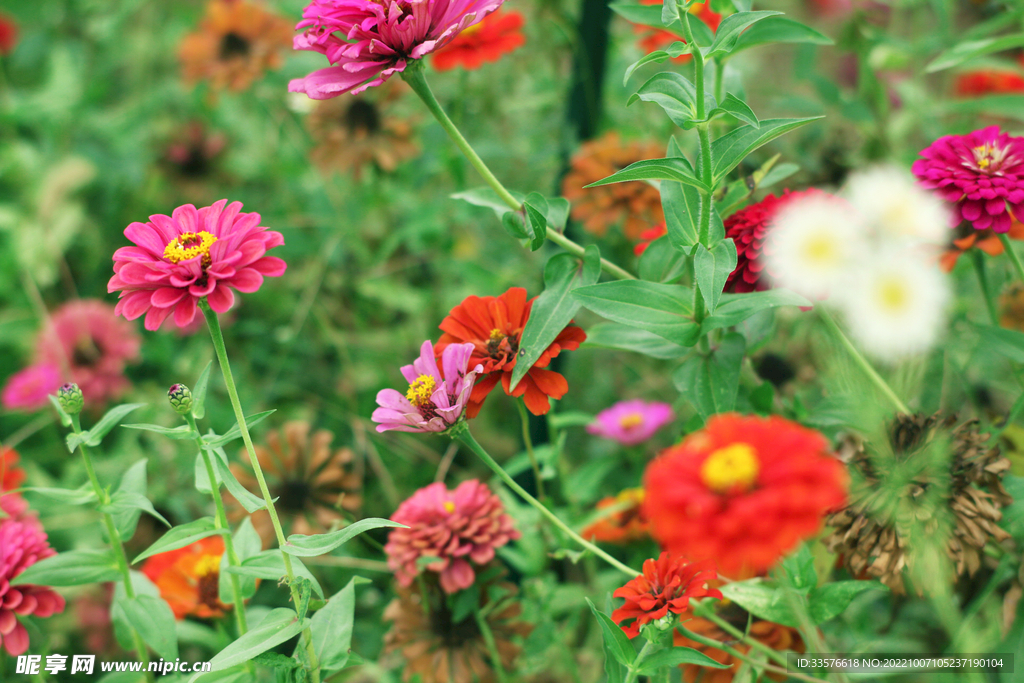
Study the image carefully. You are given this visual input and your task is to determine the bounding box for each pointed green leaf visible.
[661,0,680,25]
[628,72,716,129]
[522,193,551,251]
[85,403,146,446]
[191,361,213,419]
[719,579,800,627]
[226,551,324,598]
[118,594,179,660]
[283,518,406,557]
[121,423,197,439]
[220,518,262,603]
[586,598,637,668]
[694,239,738,314]
[573,281,700,347]
[202,410,276,447]
[308,577,371,672]
[133,518,225,564]
[451,187,524,220]
[808,581,888,624]
[639,236,687,284]
[637,647,731,673]
[926,33,1024,73]
[583,323,688,359]
[660,139,700,248]
[13,549,121,586]
[23,485,96,505]
[711,118,823,183]
[190,608,309,680]
[731,16,833,55]
[585,158,709,193]
[102,491,169,533]
[673,333,745,419]
[48,394,72,427]
[706,11,783,59]
[709,93,759,128]
[702,289,810,331]
[213,451,270,513]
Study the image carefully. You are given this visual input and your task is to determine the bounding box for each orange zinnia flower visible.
[435,287,586,417]
[581,488,650,544]
[611,552,721,638]
[432,10,526,71]
[634,1,722,63]
[940,218,1024,272]
[141,536,227,620]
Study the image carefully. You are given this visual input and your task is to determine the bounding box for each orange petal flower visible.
[432,10,526,71]
[611,552,721,638]
[581,488,650,544]
[141,536,227,620]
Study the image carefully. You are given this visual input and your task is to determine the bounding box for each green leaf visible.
[226,551,324,598]
[639,237,687,283]
[583,323,689,359]
[573,281,700,347]
[118,594,179,660]
[22,485,96,505]
[637,647,731,673]
[202,410,276,447]
[585,598,637,668]
[450,187,524,220]
[709,93,759,128]
[943,95,1024,123]
[121,423,196,439]
[13,549,121,586]
[283,518,406,557]
[308,577,368,673]
[220,518,262,603]
[694,239,738,314]
[109,459,151,540]
[706,11,783,59]
[48,394,72,427]
[702,289,810,332]
[673,333,745,419]
[661,0,680,25]
[975,323,1024,363]
[926,33,1024,73]
[213,448,269,513]
[719,579,800,627]
[510,247,601,391]
[660,141,700,248]
[780,544,817,592]
[585,158,709,193]
[191,609,309,680]
[623,48,683,85]
[192,361,213,420]
[808,581,887,623]
[85,403,147,446]
[731,17,833,55]
[711,118,823,183]
[628,72,714,129]
[133,518,224,564]
[102,490,170,534]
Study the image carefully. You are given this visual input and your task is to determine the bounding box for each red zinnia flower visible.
[432,10,525,71]
[643,414,848,575]
[633,1,721,64]
[611,552,721,638]
[634,223,668,256]
[955,70,1024,98]
[141,536,227,620]
[435,287,586,417]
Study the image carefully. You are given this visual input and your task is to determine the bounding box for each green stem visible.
[400,61,635,281]
[474,609,509,683]
[186,414,249,637]
[459,430,639,577]
[678,626,831,683]
[69,416,153,679]
[999,233,1024,284]
[691,601,789,669]
[199,300,321,683]
[818,308,910,415]
[516,401,545,500]
[624,638,658,683]
[970,250,999,325]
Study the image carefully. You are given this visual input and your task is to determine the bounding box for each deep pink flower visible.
[372,340,482,433]
[35,301,140,408]
[1,364,61,412]
[0,517,66,656]
[385,479,519,593]
[912,126,1024,233]
[108,200,287,330]
[587,399,674,446]
[289,0,504,99]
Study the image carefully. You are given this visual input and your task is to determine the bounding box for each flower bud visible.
[168,384,193,415]
[57,383,84,415]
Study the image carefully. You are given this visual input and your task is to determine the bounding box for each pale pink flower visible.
[385,479,519,593]
[587,399,674,446]
[372,340,482,433]
[1,364,61,412]
[0,517,66,655]
[108,200,286,331]
[289,0,504,99]
[35,300,140,408]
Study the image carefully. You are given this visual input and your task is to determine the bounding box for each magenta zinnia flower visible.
[912,126,1024,233]
[373,339,482,433]
[1,364,61,412]
[289,0,504,99]
[385,479,519,593]
[0,517,66,656]
[36,300,140,408]
[587,399,674,446]
[108,200,287,331]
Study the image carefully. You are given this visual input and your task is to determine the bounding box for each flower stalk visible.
[999,233,1024,284]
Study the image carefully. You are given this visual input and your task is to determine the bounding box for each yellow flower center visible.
[193,554,221,578]
[972,143,1008,173]
[164,231,217,265]
[876,276,910,313]
[801,233,837,266]
[406,374,437,407]
[489,328,505,341]
[619,413,645,430]
[700,443,760,493]
[443,500,456,513]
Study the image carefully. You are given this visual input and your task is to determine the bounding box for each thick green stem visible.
[970,250,999,325]
[678,625,831,683]
[70,417,153,678]
[999,233,1024,284]
[516,401,545,500]
[818,308,910,415]
[623,638,657,683]
[459,431,639,577]
[186,414,249,637]
[199,300,321,683]
[400,62,635,281]
[691,601,789,669]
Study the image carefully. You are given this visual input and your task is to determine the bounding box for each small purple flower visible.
[373,340,482,433]
[587,399,674,446]
[912,125,1024,233]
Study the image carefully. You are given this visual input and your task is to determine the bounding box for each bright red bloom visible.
[0,12,17,55]
[955,71,1024,97]
[611,552,721,639]
[435,287,586,416]
[724,189,826,293]
[0,448,27,520]
[634,223,668,256]
[141,536,227,620]
[643,414,848,575]
[633,1,721,64]
[432,10,525,71]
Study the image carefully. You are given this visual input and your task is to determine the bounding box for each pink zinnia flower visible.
[385,479,519,593]
[1,364,61,412]
[108,200,287,331]
[372,340,482,433]
[35,300,140,407]
[0,517,66,656]
[912,126,1024,233]
[587,399,674,446]
[288,0,504,99]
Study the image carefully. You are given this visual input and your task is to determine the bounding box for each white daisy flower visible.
[846,166,950,246]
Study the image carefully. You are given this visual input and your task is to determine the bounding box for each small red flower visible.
[0,12,17,55]
[634,223,668,256]
[432,10,526,71]
[955,70,1024,98]
[611,552,721,639]
[0,448,27,520]
[435,287,586,416]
